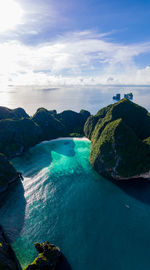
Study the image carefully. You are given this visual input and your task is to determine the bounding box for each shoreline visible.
[40,136,90,145]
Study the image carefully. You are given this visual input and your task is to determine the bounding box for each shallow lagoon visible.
[1,139,150,269]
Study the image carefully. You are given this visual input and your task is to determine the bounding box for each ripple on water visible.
[1,139,150,270]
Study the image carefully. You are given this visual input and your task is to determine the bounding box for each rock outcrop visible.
[84,99,150,180]
[24,242,61,270]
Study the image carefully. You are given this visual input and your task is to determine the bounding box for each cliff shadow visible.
[49,139,76,158]
[12,139,76,179]
[113,178,150,206]
[56,254,72,270]
[0,180,26,244]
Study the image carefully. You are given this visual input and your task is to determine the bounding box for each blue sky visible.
[1,0,150,86]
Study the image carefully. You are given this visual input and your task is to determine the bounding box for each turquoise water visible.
[1,139,150,269]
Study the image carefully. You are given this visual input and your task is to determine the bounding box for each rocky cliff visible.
[0,106,90,193]
[24,242,61,270]
[84,99,150,180]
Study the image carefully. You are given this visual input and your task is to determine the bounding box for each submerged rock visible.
[84,98,150,180]
[24,242,61,270]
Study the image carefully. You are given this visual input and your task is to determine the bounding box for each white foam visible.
[39,137,90,145]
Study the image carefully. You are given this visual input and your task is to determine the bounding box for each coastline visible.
[39,136,90,145]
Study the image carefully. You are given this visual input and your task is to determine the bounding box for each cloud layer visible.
[1,30,150,86]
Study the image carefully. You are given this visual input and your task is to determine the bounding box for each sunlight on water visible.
[1,139,150,269]
[0,85,150,115]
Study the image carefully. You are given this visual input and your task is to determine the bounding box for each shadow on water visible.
[0,180,26,243]
[56,254,72,270]
[13,139,76,178]
[0,139,77,243]
[113,178,150,206]
[49,140,76,157]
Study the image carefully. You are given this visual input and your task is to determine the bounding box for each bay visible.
[0,139,150,269]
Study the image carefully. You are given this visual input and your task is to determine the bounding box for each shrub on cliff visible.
[0,106,29,120]
[84,99,150,180]
[0,118,42,158]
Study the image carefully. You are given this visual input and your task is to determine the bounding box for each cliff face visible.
[84,99,150,180]
[0,226,20,270]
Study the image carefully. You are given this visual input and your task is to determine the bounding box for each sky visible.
[1,0,150,86]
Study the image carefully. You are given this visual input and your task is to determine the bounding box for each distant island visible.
[113,92,133,101]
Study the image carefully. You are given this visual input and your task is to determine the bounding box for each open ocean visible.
[0,85,150,115]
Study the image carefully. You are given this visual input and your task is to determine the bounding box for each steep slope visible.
[32,108,65,140]
[0,106,29,120]
[57,109,90,136]
[0,118,42,158]
[84,99,150,180]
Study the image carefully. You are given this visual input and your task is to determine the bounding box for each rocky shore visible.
[24,242,61,270]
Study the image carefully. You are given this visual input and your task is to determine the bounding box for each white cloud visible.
[1,30,150,86]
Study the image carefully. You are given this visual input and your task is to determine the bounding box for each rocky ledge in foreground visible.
[0,225,20,270]
[84,98,150,180]
[24,242,61,270]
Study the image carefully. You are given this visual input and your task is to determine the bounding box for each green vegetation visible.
[0,118,42,157]
[0,106,29,120]
[57,109,90,136]
[85,99,150,179]
[0,106,90,192]
[32,108,65,141]
[24,242,61,270]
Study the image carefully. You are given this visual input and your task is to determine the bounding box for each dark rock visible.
[24,242,61,270]
[0,153,20,193]
[0,225,20,270]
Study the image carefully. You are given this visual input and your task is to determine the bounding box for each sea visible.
[0,85,150,269]
[0,85,150,115]
[0,138,150,269]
